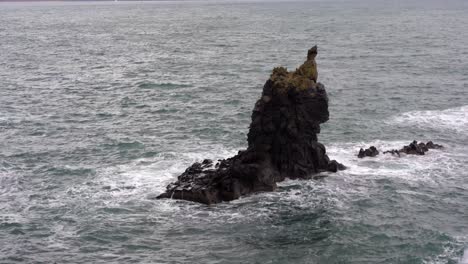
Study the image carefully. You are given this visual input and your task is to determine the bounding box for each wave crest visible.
[389,105,468,134]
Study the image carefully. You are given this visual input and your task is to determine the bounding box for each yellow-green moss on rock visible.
[269,46,318,93]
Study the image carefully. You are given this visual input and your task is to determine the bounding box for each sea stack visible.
[157,46,345,204]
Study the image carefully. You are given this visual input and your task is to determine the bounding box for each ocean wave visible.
[136,81,193,89]
[0,170,21,196]
[87,138,466,210]
[388,105,468,134]
[461,248,468,264]
[422,235,468,264]
[63,145,239,207]
[323,139,468,190]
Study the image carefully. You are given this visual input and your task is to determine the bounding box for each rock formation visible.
[157,46,345,205]
[358,140,443,158]
[358,146,379,158]
[392,140,443,156]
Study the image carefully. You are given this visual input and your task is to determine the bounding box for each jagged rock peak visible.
[307,45,318,60]
[269,46,319,93]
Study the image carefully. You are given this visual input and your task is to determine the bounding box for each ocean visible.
[0,0,467,263]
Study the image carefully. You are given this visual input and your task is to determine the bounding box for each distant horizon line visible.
[0,0,263,1]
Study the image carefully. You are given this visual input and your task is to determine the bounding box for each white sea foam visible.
[327,140,445,178]
[61,145,239,211]
[320,137,468,208]
[389,105,468,134]
[461,249,468,264]
[103,145,238,192]
[59,136,465,224]
[0,171,20,196]
[422,240,468,264]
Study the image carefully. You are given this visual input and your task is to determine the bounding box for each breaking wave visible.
[389,105,468,134]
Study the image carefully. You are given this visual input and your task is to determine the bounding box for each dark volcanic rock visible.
[327,160,347,173]
[358,141,444,158]
[357,146,379,158]
[157,46,344,205]
[382,149,401,157]
[398,140,443,155]
[424,141,443,150]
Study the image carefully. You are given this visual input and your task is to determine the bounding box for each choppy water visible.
[1,0,468,263]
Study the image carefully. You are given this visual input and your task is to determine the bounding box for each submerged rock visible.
[157,46,344,205]
[382,149,401,157]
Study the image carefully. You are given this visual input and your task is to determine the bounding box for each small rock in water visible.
[383,149,400,157]
[327,160,346,172]
[358,141,444,158]
[425,141,443,149]
[398,140,443,155]
[357,146,379,158]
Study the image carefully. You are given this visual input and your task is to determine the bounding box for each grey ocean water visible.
[1,0,468,263]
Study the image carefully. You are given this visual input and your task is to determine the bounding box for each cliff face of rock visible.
[157,46,344,205]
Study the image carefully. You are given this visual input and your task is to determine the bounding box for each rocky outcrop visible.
[395,140,443,155]
[358,140,443,158]
[358,146,379,158]
[157,46,344,205]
